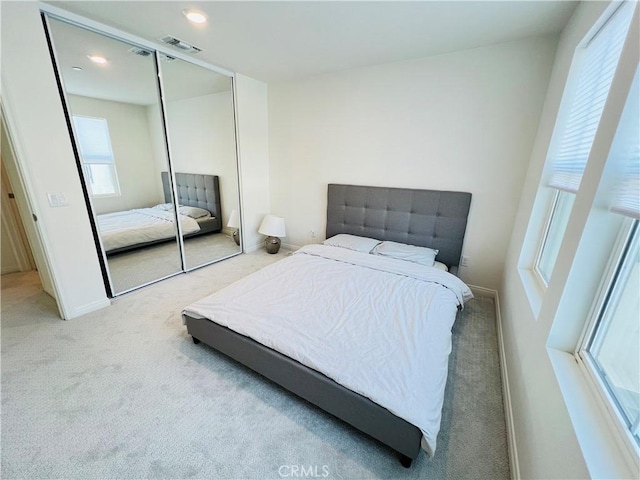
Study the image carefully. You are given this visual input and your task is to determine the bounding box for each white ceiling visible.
[48,16,232,105]
[47,1,578,83]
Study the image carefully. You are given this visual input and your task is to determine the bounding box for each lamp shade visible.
[227,209,240,228]
[258,215,286,237]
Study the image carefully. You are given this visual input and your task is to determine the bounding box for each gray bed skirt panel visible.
[326,184,471,268]
[106,220,221,255]
[184,315,423,460]
[194,217,222,235]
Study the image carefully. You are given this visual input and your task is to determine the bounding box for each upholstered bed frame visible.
[106,172,222,255]
[184,183,472,466]
[326,184,471,270]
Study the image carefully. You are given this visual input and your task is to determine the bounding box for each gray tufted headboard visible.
[326,184,471,268]
[161,172,222,220]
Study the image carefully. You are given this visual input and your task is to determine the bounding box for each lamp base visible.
[265,236,281,254]
[232,229,240,246]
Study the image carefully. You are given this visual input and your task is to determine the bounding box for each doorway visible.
[1,107,61,316]
[1,158,34,275]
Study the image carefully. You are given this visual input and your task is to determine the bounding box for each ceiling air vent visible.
[160,35,202,55]
[129,47,152,57]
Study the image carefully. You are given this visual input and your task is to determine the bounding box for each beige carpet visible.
[1,251,509,479]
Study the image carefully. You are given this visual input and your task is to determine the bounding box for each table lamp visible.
[227,209,240,246]
[258,214,286,254]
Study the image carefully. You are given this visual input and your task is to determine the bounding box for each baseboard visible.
[467,285,520,480]
[66,297,111,320]
[468,284,496,297]
[281,242,302,251]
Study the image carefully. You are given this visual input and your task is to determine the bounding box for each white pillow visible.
[372,241,439,267]
[178,206,211,219]
[323,234,381,253]
[433,261,449,272]
[153,203,173,211]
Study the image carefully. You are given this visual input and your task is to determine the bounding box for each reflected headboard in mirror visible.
[161,172,222,228]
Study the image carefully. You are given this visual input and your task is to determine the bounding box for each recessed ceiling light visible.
[87,55,108,64]
[72,66,83,71]
[182,9,207,24]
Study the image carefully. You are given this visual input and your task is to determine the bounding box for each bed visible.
[182,183,472,466]
[99,172,222,255]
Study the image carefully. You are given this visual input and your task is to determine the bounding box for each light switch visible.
[47,192,69,207]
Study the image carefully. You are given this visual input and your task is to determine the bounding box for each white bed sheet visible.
[183,244,473,457]
[98,207,200,252]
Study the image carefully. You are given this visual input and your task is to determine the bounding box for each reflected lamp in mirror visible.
[227,209,241,246]
[258,215,286,254]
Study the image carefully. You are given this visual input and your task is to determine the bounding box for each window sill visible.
[518,267,544,318]
[547,348,639,479]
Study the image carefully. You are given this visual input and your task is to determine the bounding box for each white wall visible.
[165,91,239,227]
[268,36,558,289]
[499,1,632,478]
[145,102,171,191]
[1,1,109,318]
[68,95,165,214]
[235,74,270,251]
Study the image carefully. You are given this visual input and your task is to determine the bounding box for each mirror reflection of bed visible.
[101,173,239,293]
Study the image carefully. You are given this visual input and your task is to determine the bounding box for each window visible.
[534,2,634,286]
[72,115,121,197]
[578,58,640,459]
[580,220,639,451]
[535,190,575,285]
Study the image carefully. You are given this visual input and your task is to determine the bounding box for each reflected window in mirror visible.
[72,115,121,197]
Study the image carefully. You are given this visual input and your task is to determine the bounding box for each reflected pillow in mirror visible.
[179,206,212,219]
[153,203,173,211]
[323,234,382,253]
[372,241,439,267]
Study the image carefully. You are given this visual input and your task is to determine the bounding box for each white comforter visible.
[97,207,200,252]
[183,244,473,456]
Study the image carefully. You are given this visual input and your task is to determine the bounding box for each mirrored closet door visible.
[44,15,242,296]
[159,58,241,270]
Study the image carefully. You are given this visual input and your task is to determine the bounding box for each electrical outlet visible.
[460,255,470,268]
[310,230,316,238]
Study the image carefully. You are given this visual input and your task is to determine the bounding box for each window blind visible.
[611,151,640,219]
[611,69,639,220]
[72,116,115,164]
[548,2,634,194]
